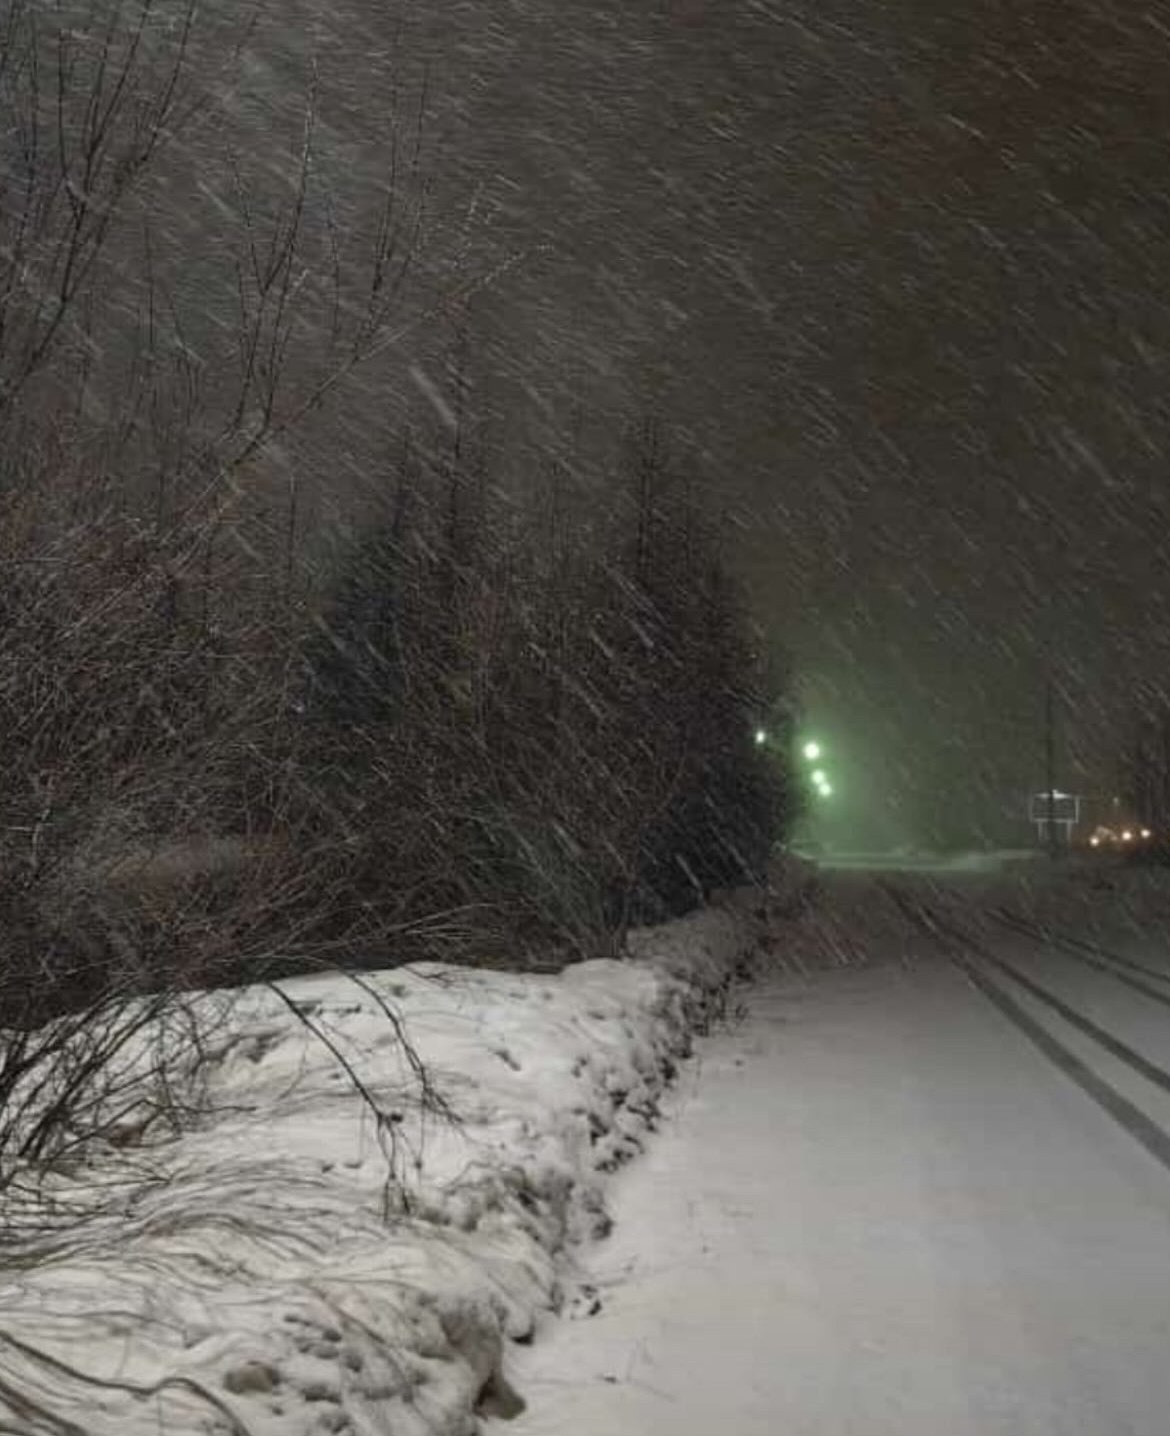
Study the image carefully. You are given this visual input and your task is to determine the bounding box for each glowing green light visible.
[811,769,828,787]
[802,740,822,761]
[755,729,767,746]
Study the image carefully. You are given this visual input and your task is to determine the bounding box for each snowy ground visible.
[0,884,794,1436]
[503,865,1170,1435]
[7,856,1170,1435]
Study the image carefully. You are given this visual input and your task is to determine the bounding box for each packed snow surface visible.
[506,866,1170,1435]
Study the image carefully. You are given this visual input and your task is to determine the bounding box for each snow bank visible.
[0,883,792,1436]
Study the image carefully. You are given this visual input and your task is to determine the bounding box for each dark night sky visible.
[497,1,1170,835]
[138,0,1170,841]
[398,0,1170,841]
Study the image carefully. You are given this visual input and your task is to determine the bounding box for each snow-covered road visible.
[507,881,1170,1435]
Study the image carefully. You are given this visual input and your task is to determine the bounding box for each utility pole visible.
[1160,713,1170,834]
[1045,678,1058,858]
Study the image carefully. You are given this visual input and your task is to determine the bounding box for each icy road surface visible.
[507,889,1170,1435]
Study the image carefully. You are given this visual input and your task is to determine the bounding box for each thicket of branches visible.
[297,421,797,967]
[0,0,798,1213]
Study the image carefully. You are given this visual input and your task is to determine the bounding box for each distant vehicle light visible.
[1141,828,1152,839]
[755,729,767,746]
[1089,835,1101,847]
[1122,830,1134,842]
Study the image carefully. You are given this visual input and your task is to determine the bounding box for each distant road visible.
[797,847,1046,873]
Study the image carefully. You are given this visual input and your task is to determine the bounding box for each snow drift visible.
[0,883,796,1435]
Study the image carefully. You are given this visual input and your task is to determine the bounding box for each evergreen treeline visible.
[296,429,799,968]
[0,424,798,1021]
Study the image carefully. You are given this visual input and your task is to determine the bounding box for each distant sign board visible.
[1028,791,1080,826]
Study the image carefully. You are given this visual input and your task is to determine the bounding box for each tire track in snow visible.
[948,951,1170,1176]
[878,880,1170,1178]
[990,908,1170,1011]
[968,949,1170,1097]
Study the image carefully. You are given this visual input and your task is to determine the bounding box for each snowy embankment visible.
[0,877,804,1436]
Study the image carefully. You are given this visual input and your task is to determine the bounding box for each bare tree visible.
[0,0,215,420]
[0,0,475,1244]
